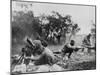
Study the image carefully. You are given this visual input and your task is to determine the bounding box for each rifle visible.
[53,51,61,54]
[81,44,95,49]
[74,47,84,52]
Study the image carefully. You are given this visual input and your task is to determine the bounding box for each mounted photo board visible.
[11,0,96,75]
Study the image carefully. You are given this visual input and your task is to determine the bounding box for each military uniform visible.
[34,47,57,66]
[61,40,78,58]
[31,40,57,66]
[61,44,76,58]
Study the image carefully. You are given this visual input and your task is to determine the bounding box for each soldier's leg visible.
[68,52,72,58]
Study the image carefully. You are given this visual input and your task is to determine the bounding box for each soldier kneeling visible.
[61,40,81,58]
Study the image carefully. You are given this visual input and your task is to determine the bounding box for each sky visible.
[12,1,95,35]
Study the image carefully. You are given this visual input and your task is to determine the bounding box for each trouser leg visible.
[68,52,72,58]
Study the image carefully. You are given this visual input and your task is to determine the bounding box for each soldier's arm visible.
[30,56,41,61]
[68,44,76,49]
[30,52,45,61]
[24,55,40,61]
[76,46,84,49]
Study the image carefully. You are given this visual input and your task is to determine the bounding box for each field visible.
[48,39,96,71]
[11,35,96,73]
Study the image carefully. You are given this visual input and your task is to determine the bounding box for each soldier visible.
[27,40,57,66]
[82,33,95,53]
[20,45,33,72]
[61,40,81,58]
[12,45,33,73]
[82,33,92,46]
[22,46,32,64]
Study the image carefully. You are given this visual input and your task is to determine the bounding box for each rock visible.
[50,64,63,71]
[35,65,50,72]
[35,64,63,72]
[12,64,26,73]
[27,63,38,72]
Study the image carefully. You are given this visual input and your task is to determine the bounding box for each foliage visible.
[39,11,80,44]
[12,10,80,45]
